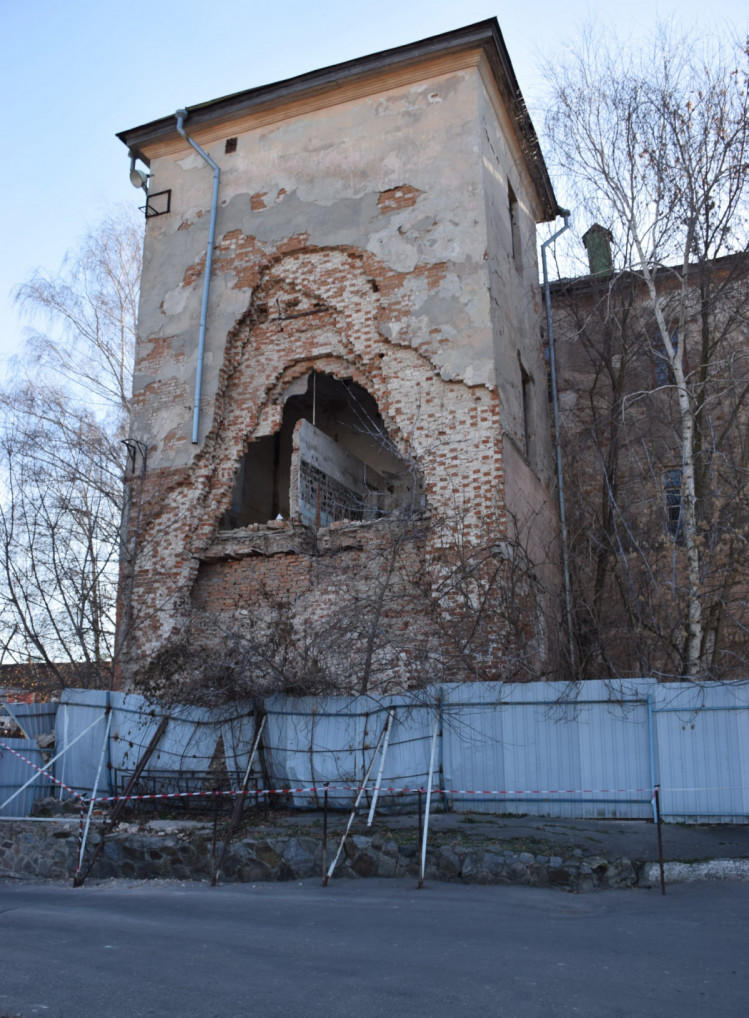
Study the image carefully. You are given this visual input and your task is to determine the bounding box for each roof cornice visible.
[117,19,559,221]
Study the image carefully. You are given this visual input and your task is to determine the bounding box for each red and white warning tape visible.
[82,783,655,806]
[3,741,741,810]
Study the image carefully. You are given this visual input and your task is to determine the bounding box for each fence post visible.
[647,694,658,823]
[654,784,666,896]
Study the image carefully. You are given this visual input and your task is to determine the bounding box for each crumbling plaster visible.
[133,67,532,465]
[120,50,557,684]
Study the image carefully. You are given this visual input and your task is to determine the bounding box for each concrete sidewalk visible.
[248,807,749,885]
[267,807,749,861]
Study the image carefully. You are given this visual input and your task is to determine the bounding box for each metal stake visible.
[212,714,266,886]
[417,788,423,872]
[323,718,389,886]
[418,712,440,889]
[73,710,112,886]
[321,784,329,883]
[655,785,666,896]
[73,715,170,888]
[367,710,394,826]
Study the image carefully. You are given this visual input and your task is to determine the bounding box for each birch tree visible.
[0,207,142,691]
[546,28,749,679]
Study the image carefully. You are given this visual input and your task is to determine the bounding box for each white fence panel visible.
[2,701,58,739]
[442,681,654,818]
[652,683,749,822]
[262,694,436,809]
[0,679,742,823]
[0,737,55,816]
[55,690,256,799]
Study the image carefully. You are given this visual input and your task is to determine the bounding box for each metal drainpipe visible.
[541,209,576,674]
[175,110,220,444]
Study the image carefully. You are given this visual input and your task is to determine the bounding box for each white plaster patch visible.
[462,359,495,388]
[177,152,206,171]
[217,287,251,324]
[463,287,491,328]
[436,274,462,300]
[162,285,190,316]
[366,232,419,274]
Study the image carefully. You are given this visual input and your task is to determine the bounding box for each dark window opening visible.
[520,361,532,460]
[653,326,683,387]
[664,468,684,541]
[220,373,418,531]
[509,183,521,267]
[225,137,238,154]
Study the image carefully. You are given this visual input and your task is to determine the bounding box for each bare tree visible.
[546,26,749,679]
[14,206,140,418]
[0,207,142,692]
[134,489,559,707]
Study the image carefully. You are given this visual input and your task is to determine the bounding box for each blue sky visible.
[1,0,747,374]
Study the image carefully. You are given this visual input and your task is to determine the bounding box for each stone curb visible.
[2,821,747,891]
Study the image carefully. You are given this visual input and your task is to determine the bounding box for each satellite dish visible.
[129,167,148,190]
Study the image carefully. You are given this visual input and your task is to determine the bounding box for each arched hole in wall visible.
[219,372,420,530]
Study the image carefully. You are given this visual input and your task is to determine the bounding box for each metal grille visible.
[299,460,363,527]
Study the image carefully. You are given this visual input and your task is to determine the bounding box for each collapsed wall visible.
[116,23,560,696]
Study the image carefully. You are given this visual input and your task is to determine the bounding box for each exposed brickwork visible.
[120,241,513,687]
[118,52,559,694]
[377,184,424,214]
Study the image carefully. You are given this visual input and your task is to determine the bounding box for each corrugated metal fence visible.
[0,702,59,817]
[2,679,749,822]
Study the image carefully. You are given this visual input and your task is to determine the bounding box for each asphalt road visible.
[0,878,746,1018]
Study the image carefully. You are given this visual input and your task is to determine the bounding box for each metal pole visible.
[321,784,329,883]
[210,787,220,882]
[75,798,86,881]
[73,715,170,887]
[241,715,266,789]
[105,691,114,796]
[417,788,423,875]
[74,710,112,885]
[647,694,658,822]
[541,208,575,672]
[367,710,394,826]
[418,712,440,889]
[323,718,389,886]
[655,785,666,896]
[212,714,266,886]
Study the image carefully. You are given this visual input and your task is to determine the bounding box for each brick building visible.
[116,21,565,698]
[551,233,749,680]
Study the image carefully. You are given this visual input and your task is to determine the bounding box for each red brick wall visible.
[119,241,528,693]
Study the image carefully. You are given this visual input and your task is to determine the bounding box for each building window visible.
[663,468,683,540]
[520,361,532,460]
[653,326,681,387]
[508,183,521,267]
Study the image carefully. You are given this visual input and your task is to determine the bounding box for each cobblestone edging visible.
[1,821,641,891]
